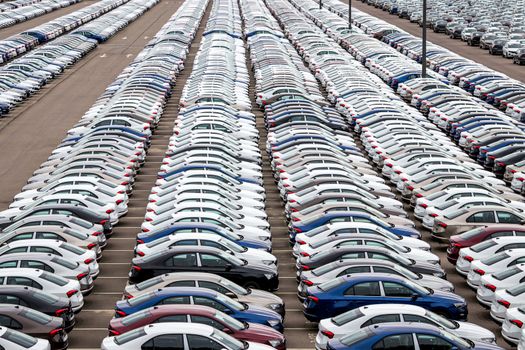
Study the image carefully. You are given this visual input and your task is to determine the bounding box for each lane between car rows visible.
[0,0,178,210]
[344,0,525,83]
[0,0,94,40]
[66,1,212,347]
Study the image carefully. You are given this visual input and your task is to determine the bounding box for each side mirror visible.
[520,219,525,225]
[222,328,233,334]
[411,293,419,301]
[225,292,236,298]
[225,264,232,271]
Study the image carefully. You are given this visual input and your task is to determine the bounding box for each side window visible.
[193,297,227,312]
[187,334,224,350]
[497,211,523,224]
[30,247,59,255]
[466,211,496,223]
[337,240,360,247]
[516,231,525,237]
[510,257,525,266]
[337,266,371,277]
[403,314,437,326]
[490,231,515,238]
[35,232,64,241]
[166,281,196,288]
[173,240,198,246]
[344,282,381,296]
[6,277,42,289]
[373,334,415,350]
[158,296,190,305]
[416,334,453,350]
[201,240,225,250]
[21,261,53,272]
[382,282,414,297]
[0,295,26,306]
[198,281,230,295]
[200,254,228,268]
[7,233,33,242]
[368,252,391,261]
[341,253,365,259]
[156,315,187,323]
[0,262,18,268]
[164,253,197,267]
[373,267,399,275]
[141,334,184,350]
[191,315,222,329]
[0,315,22,330]
[361,314,401,327]
[4,248,27,254]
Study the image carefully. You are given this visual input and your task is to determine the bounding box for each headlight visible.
[453,303,466,308]
[428,259,440,265]
[480,337,496,344]
[267,303,282,310]
[264,273,275,280]
[268,319,281,326]
[259,236,270,241]
[262,260,276,265]
[268,339,283,347]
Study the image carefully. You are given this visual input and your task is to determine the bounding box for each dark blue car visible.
[135,222,271,251]
[114,287,284,332]
[289,211,419,241]
[326,323,503,350]
[302,274,467,322]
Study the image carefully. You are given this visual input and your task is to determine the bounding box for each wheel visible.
[244,281,261,289]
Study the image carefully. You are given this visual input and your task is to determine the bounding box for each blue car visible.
[114,287,284,332]
[289,211,419,241]
[157,164,260,185]
[302,274,467,322]
[326,323,503,350]
[135,222,272,251]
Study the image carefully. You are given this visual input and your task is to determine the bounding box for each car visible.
[325,323,503,350]
[315,304,496,349]
[113,287,283,332]
[302,274,467,322]
[101,323,274,350]
[107,305,285,349]
[466,249,525,288]
[0,326,51,350]
[128,246,279,291]
[477,264,525,306]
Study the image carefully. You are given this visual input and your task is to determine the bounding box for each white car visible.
[101,323,274,350]
[502,307,525,344]
[134,232,277,267]
[490,282,525,322]
[0,326,50,350]
[0,268,83,312]
[477,264,525,306]
[315,304,496,349]
[466,249,525,288]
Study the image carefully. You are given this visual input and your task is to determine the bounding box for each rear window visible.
[340,329,372,346]
[481,253,509,266]
[508,283,525,297]
[40,272,68,287]
[493,266,521,281]
[114,327,147,345]
[85,197,106,207]
[121,309,152,326]
[444,209,467,220]
[470,240,497,253]
[458,227,485,239]
[59,243,85,255]
[70,218,92,229]
[32,290,59,303]
[51,256,78,269]
[1,328,37,347]
[318,278,344,291]
[135,276,163,291]
[332,308,364,326]
[20,308,53,325]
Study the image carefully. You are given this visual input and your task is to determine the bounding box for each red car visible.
[107,304,286,349]
[447,225,525,264]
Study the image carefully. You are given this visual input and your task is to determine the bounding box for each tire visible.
[244,281,261,289]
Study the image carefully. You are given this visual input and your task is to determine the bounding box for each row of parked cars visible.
[320,0,525,195]
[287,0,525,348]
[92,0,286,349]
[0,0,168,348]
[0,0,80,28]
[0,0,126,65]
[0,0,157,116]
[362,0,525,64]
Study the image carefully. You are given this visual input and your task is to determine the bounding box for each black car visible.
[128,246,279,291]
[0,204,112,235]
[493,150,525,176]
[467,31,483,46]
[432,20,447,33]
[489,39,506,55]
[0,286,75,332]
[514,49,525,65]
[484,145,525,169]
[295,246,446,278]
[0,304,68,350]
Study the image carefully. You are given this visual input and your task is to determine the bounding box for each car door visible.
[381,281,423,307]
[496,211,524,224]
[140,334,184,350]
[340,281,383,315]
[0,315,23,331]
[360,313,402,328]
[415,333,456,350]
[371,333,415,350]
[186,334,224,350]
[197,253,237,281]
[160,253,198,275]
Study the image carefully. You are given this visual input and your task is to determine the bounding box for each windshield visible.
[425,311,457,329]
[214,311,244,330]
[210,330,244,350]
[216,293,244,311]
[219,278,247,295]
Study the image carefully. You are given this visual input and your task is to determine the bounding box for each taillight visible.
[115,310,126,317]
[131,265,142,271]
[296,239,306,245]
[419,203,428,209]
[464,255,474,262]
[108,329,120,336]
[303,280,314,286]
[49,328,63,336]
[415,194,423,198]
[498,299,510,308]
[511,319,524,328]
[106,209,114,214]
[321,330,334,338]
[115,199,123,205]
[92,231,103,237]
[307,296,319,303]
[300,252,310,257]
[429,213,438,217]
[292,217,301,222]
[100,220,108,225]
[87,243,97,250]
[76,273,88,280]
[474,268,485,275]
[300,264,310,270]
[55,308,67,317]
[84,258,93,264]
[66,290,78,298]
[484,284,496,292]
[438,222,447,228]
[136,239,144,244]
[136,251,145,257]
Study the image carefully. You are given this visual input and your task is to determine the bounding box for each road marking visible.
[99,53,107,58]
[97,276,129,279]
[99,262,130,265]
[71,328,107,331]
[122,36,127,40]
[82,309,114,312]
[144,36,149,39]
[126,54,133,58]
[93,292,122,295]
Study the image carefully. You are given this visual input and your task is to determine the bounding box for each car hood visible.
[238,288,283,307]
[454,321,496,342]
[240,322,284,341]
[245,304,282,320]
[429,289,466,304]
[418,275,454,292]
